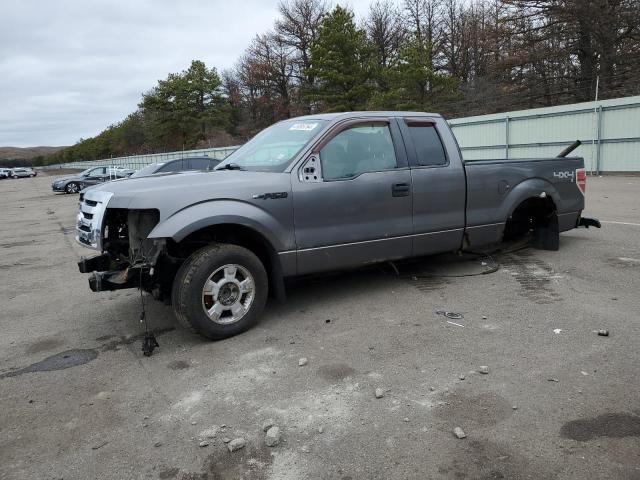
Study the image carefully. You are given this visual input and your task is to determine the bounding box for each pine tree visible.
[306,6,373,111]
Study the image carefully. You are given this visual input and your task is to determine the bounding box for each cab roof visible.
[286,111,443,122]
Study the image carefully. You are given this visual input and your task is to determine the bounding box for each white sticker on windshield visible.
[289,122,318,131]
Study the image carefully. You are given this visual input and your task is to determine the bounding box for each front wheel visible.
[65,182,80,194]
[171,243,268,340]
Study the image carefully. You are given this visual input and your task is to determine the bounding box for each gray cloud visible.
[1,0,373,147]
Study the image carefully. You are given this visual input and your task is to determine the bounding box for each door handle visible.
[392,182,410,197]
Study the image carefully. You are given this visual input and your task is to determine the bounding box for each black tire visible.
[65,182,80,194]
[171,243,268,340]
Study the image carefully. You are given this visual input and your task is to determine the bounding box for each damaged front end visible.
[75,191,178,299]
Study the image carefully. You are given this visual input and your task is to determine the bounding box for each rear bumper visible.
[577,217,601,228]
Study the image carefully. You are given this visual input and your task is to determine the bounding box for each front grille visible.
[75,191,114,250]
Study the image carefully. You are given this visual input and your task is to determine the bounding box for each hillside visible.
[0,146,67,160]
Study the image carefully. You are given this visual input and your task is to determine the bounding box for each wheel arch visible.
[170,223,287,302]
[503,188,559,249]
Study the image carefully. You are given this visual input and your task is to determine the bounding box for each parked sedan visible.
[130,157,220,178]
[11,167,37,178]
[51,166,131,194]
[0,168,12,179]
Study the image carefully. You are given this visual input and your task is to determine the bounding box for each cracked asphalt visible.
[1,173,639,480]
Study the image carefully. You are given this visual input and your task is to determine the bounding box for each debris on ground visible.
[227,438,246,452]
[482,316,487,320]
[548,378,559,382]
[190,421,197,425]
[298,357,308,367]
[446,321,465,328]
[200,427,218,439]
[222,437,231,443]
[262,419,275,432]
[553,329,563,334]
[512,406,518,410]
[318,426,324,434]
[301,445,310,453]
[153,442,162,448]
[453,427,467,439]
[403,417,410,422]
[91,441,108,450]
[436,310,464,320]
[459,374,466,380]
[478,366,489,374]
[374,388,385,399]
[265,426,281,447]
[597,329,610,336]
[199,441,210,447]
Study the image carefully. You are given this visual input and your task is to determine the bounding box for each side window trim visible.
[399,118,450,169]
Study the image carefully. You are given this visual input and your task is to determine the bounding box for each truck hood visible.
[84,170,292,220]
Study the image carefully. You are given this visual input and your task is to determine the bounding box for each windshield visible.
[130,163,163,178]
[216,119,329,172]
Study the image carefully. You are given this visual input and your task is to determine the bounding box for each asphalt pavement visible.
[0,173,639,480]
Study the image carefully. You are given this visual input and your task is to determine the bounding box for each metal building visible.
[448,95,640,173]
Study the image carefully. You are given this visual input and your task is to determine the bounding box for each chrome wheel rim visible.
[201,264,255,325]
[67,183,79,193]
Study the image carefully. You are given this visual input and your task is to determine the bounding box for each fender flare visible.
[501,178,560,222]
[147,200,292,252]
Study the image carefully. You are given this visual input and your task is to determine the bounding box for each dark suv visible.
[130,157,220,178]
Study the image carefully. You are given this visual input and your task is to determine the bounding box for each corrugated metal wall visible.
[449,95,640,173]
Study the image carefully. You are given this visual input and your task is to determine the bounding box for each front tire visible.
[65,182,80,194]
[171,243,268,340]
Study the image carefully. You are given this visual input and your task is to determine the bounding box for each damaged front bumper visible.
[78,253,142,292]
[78,253,143,292]
[78,245,179,300]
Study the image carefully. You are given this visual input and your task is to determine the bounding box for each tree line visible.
[43,0,639,165]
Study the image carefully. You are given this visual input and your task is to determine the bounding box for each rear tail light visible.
[576,168,586,195]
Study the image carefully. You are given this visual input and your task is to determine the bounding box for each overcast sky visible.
[1,0,372,147]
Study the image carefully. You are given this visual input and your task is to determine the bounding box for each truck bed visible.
[463,156,585,247]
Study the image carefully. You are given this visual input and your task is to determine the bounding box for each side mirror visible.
[299,155,322,183]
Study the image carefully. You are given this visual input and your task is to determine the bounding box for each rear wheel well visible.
[504,196,558,244]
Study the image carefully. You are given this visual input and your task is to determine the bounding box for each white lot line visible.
[601,220,640,227]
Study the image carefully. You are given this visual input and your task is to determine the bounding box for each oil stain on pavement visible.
[561,413,640,441]
[0,349,98,379]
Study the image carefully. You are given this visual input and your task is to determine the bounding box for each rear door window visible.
[406,123,447,167]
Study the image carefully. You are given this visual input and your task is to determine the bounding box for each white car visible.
[0,168,12,179]
[11,167,37,178]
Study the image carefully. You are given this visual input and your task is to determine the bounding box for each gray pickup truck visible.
[75,112,598,339]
